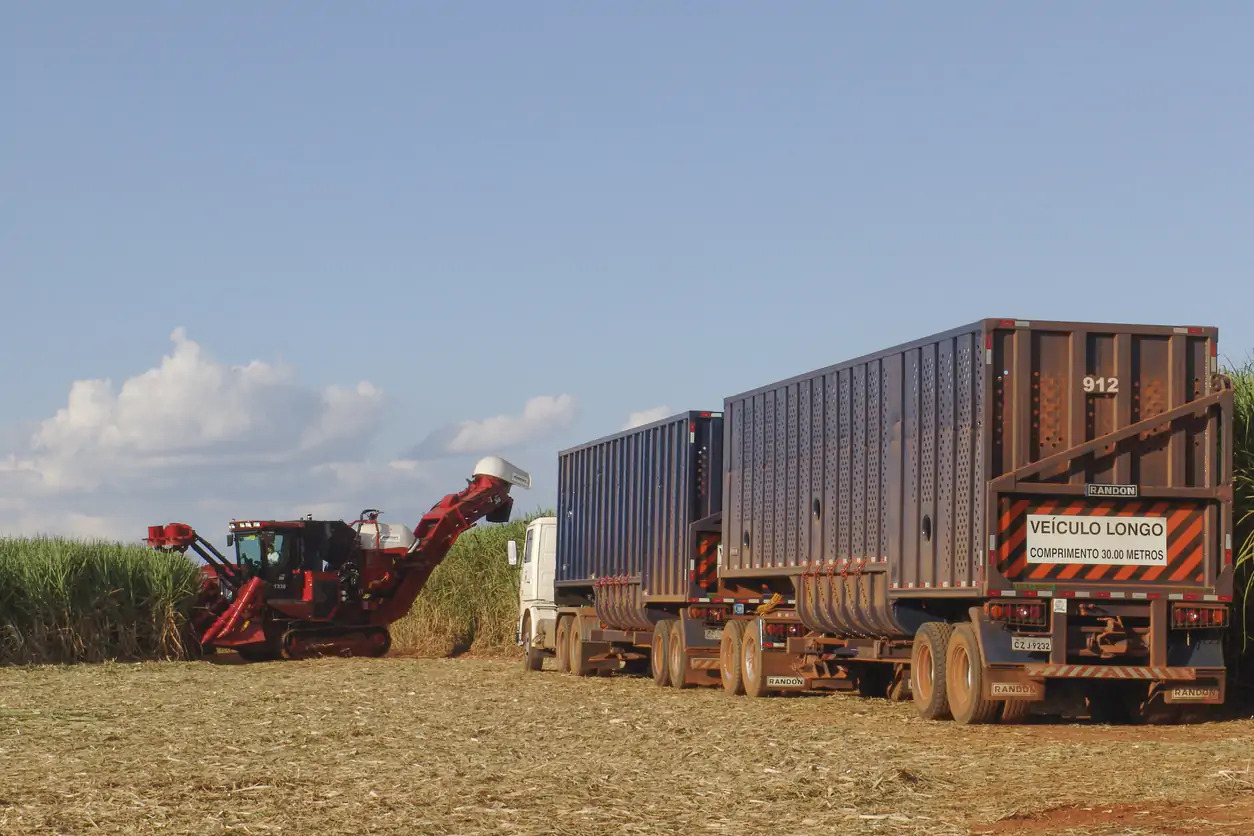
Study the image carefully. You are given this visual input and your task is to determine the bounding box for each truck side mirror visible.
[507,540,518,566]
[226,534,234,547]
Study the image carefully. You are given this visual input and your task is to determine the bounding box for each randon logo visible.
[991,682,1040,697]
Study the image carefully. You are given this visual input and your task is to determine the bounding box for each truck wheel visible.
[521,619,543,672]
[741,620,769,698]
[650,621,671,686]
[909,621,953,720]
[1127,684,1180,725]
[888,664,911,702]
[569,615,591,677]
[1000,699,1032,724]
[945,623,999,725]
[667,619,689,689]
[720,620,746,695]
[555,616,571,674]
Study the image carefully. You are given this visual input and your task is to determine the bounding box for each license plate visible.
[1011,636,1052,653]
[767,675,804,688]
[703,628,723,641]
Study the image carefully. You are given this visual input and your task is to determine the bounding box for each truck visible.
[510,319,1236,724]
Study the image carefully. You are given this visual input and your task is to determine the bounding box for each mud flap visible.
[962,608,1044,702]
[675,612,722,686]
[1162,677,1224,705]
[760,650,806,691]
[982,668,1045,701]
[535,616,556,652]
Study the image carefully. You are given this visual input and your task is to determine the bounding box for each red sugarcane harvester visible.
[145,456,531,661]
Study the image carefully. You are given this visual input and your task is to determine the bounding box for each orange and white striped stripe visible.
[1022,663,1197,680]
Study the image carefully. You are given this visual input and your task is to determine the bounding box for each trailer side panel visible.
[556,412,723,614]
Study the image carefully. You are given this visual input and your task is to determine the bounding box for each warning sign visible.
[1025,514,1168,565]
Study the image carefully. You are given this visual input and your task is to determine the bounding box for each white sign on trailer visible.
[1025,514,1168,565]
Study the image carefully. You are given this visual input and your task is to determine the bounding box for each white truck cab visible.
[508,515,558,670]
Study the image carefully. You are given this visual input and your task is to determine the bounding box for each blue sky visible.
[3,4,1252,542]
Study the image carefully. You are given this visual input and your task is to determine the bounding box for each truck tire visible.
[719,620,746,695]
[945,623,1000,725]
[1000,699,1032,724]
[650,621,671,686]
[521,617,543,672]
[555,615,571,674]
[667,619,689,689]
[910,621,953,720]
[569,615,592,676]
[1127,684,1180,725]
[888,665,911,702]
[740,620,769,698]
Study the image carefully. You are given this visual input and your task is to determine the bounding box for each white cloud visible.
[10,327,385,494]
[0,329,432,542]
[4,511,130,543]
[0,331,558,543]
[308,459,433,494]
[622,406,671,430]
[299,382,384,453]
[418,394,578,456]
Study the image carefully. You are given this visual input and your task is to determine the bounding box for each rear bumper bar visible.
[1021,663,1203,679]
[985,664,1225,703]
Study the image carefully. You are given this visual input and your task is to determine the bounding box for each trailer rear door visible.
[983,320,1233,598]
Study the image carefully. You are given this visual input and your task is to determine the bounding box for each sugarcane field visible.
[5,6,1254,836]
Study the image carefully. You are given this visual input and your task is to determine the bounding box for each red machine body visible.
[145,456,530,660]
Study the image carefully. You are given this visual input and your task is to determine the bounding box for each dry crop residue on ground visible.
[2,658,1253,835]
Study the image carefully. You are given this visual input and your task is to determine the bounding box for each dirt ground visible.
[2,656,1254,836]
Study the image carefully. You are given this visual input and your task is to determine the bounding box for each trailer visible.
[511,318,1236,724]
[512,411,734,685]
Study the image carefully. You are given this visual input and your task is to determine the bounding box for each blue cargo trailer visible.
[542,411,736,685]
[555,411,722,618]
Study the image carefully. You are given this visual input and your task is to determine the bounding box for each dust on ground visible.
[2,656,1253,835]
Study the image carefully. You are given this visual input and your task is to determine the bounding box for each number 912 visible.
[1083,376,1119,394]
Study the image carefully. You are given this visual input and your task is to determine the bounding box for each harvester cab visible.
[227,518,357,578]
[145,455,532,661]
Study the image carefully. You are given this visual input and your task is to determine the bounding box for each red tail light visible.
[1171,604,1227,630]
[985,599,1048,628]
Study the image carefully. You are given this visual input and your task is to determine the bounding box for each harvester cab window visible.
[236,534,263,573]
[234,531,296,581]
